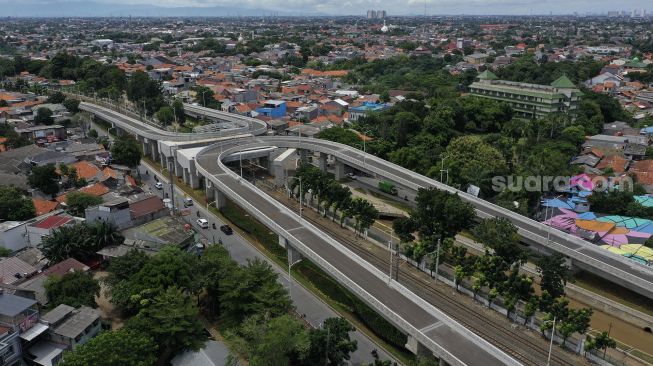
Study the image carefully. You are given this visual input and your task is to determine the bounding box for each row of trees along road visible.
[394,192,615,356]
[63,245,368,366]
[290,163,379,236]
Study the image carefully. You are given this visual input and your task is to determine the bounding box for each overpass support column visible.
[174,159,183,178]
[279,236,302,264]
[299,149,309,163]
[142,140,150,157]
[213,188,226,209]
[334,160,345,180]
[182,167,190,185]
[318,153,328,172]
[405,335,431,357]
[150,141,159,162]
[188,161,200,189]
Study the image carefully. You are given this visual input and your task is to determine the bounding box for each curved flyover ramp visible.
[196,137,520,366]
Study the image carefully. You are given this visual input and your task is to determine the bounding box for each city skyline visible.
[0,0,651,17]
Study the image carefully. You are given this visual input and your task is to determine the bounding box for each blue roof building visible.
[255,100,287,119]
[348,102,390,122]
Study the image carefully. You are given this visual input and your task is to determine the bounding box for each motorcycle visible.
[212,223,217,230]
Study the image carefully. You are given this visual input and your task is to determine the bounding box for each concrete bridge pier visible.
[334,160,345,180]
[205,184,227,210]
[299,149,309,163]
[174,159,183,179]
[405,335,432,357]
[279,236,303,265]
[188,163,200,190]
[141,139,150,157]
[318,152,328,172]
[149,141,159,162]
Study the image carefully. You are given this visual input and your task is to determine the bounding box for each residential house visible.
[15,125,67,144]
[0,291,40,366]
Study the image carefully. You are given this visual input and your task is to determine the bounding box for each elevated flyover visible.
[80,103,526,365]
[82,101,653,301]
[196,138,521,366]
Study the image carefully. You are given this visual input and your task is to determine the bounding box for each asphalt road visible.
[196,142,512,366]
[138,162,394,366]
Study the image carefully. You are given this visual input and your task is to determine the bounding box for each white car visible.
[196,218,209,229]
[346,173,357,180]
[155,182,163,190]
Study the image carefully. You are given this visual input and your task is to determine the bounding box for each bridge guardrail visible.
[195,139,522,366]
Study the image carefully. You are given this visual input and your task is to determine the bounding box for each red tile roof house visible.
[16,258,89,305]
[25,214,81,247]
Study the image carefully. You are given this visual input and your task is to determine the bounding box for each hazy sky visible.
[1,0,651,15]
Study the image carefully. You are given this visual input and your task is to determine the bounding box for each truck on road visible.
[378,180,398,195]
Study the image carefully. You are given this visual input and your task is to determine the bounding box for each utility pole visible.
[434,238,442,284]
[169,146,177,214]
[546,316,556,366]
[387,239,393,284]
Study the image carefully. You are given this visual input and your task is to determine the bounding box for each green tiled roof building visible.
[469,72,583,119]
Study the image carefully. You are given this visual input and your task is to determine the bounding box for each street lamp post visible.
[546,316,557,366]
[433,238,442,284]
[439,154,449,185]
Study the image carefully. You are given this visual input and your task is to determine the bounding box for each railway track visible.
[268,189,580,366]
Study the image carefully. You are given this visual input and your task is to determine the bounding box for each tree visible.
[473,217,526,266]
[0,186,36,221]
[558,308,593,346]
[88,129,99,139]
[110,246,197,315]
[127,287,206,363]
[111,135,142,167]
[59,329,157,366]
[172,99,185,125]
[47,91,66,104]
[193,86,218,109]
[28,164,60,197]
[198,245,237,315]
[126,71,165,116]
[220,259,292,324]
[435,135,508,195]
[44,271,100,308]
[155,106,174,126]
[347,197,379,237]
[105,249,150,287]
[40,222,123,263]
[89,221,124,249]
[411,187,475,243]
[0,123,30,149]
[66,191,103,216]
[584,331,617,357]
[536,253,571,299]
[63,98,81,113]
[35,107,54,125]
[305,318,358,366]
[230,314,309,366]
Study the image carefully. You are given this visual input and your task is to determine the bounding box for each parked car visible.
[155,182,163,190]
[184,197,193,207]
[196,218,209,229]
[220,224,233,235]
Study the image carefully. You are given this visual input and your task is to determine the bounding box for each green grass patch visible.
[220,199,287,262]
[294,261,411,358]
[574,271,653,317]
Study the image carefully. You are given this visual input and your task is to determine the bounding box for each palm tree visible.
[89,221,124,248]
